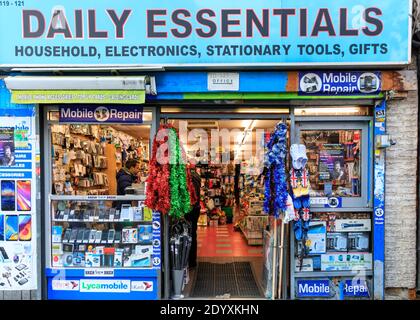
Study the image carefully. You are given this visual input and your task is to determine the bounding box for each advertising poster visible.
[0,112,37,291]
[0,127,15,166]
[319,144,346,182]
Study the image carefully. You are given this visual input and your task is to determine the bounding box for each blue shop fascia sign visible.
[299,71,381,96]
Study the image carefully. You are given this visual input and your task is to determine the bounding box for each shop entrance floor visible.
[189,261,263,298]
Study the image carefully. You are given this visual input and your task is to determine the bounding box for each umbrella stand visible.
[271,218,278,300]
[278,220,285,300]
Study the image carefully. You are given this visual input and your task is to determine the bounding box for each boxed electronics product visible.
[321,253,372,271]
[52,243,63,255]
[62,244,75,267]
[138,224,153,245]
[122,228,138,243]
[348,232,370,251]
[334,219,371,232]
[306,221,326,255]
[327,232,348,252]
[52,254,63,267]
[295,258,314,272]
[72,252,85,267]
[52,226,63,243]
[143,207,153,221]
[130,245,152,267]
[114,249,124,267]
[85,252,101,268]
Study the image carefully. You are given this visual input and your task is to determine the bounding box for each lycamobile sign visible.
[0,0,411,67]
[59,105,143,123]
[80,280,131,293]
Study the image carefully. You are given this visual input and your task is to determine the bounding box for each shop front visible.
[0,0,414,300]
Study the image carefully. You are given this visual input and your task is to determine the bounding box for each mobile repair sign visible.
[299,71,381,96]
[0,0,411,67]
[296,280,331,298]
[59,105,143,123]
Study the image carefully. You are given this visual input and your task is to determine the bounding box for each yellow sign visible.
[11,90,145,104]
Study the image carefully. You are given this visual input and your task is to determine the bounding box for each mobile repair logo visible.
[80,279,131,293]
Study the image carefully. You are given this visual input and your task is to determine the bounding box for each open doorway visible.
[166,118,285,299]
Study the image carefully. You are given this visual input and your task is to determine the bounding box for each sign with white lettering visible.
[296,279,331,297]
[299,72,381,95]
[0,0,411,67]
[208,73,239,91]
[84,269,115,277]
[343,279,370,297]
[59,105,143,123]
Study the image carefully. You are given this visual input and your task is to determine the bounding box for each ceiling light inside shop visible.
[295,107,367,116]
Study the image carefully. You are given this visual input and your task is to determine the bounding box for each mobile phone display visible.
[63,228,72,242]
[5,215,18,241]
[1,180,16,211]
[108,229,115,242]
[18,214,32,241]
[17,180,31,211]
[0,214,4,241]
[70,229,78,242]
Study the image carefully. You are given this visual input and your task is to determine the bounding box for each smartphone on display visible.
[95,230,102,243]
[108,229,115,243]
[17,180,31,211]
[1,180,16,211]
[0,214,4,241]
[0,246,9,261]
[18,214,32,241]
[114,231,121,243]
[70,229,78,242]
[5,215,18,240]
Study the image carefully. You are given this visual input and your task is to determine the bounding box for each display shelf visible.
[52,219,152,223]
[50,195,146,201]
[293,270,373,278]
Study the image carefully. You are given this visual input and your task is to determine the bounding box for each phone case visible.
[1,180,16,211]
[5,215,18,241]
[17,180,31,211]
[18,214,32,241]
[63,228,72,242]
[0,214,4,241]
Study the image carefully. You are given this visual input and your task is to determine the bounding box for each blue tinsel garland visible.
[263,123,288,218]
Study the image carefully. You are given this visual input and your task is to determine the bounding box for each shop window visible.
[295,212,373,272]
[300,129,361,198]
[50,123,150,196]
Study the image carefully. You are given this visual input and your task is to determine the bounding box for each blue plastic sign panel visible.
[48,276,158,300]
[152,211,161,268]
[0,0,411,67]
[373,101,386,300]
[59,105,143,123]
[296,279,331,297]
[299,72,381,96]
[343,279,370,297]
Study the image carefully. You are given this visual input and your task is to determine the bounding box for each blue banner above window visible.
[0,0,411,68]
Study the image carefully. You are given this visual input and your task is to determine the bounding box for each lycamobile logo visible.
[80,280,130,293]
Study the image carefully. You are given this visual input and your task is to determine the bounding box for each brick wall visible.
[384,66,418,294]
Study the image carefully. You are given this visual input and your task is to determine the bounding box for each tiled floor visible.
[197,223,263,257]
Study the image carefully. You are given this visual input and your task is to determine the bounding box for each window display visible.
[294,212,372,273]
[300,130,361,198]
[51,124,150,196]
[50,199,157,269]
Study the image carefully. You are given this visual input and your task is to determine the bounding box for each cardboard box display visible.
[321,253,372,271]
[334,219,371,232]
[295,258,314,272]
[306,221,326,255]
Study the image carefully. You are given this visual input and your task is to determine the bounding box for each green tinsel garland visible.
[168,127,191,218]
